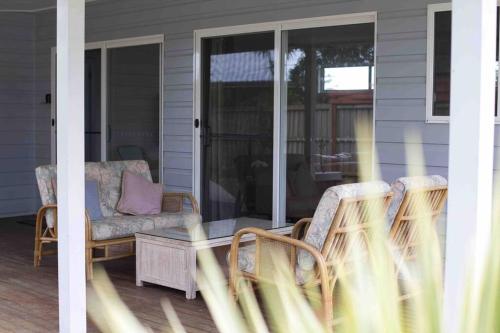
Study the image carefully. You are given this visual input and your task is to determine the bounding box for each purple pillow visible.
[116,170,163,215]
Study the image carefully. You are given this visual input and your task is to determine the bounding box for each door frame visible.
[193,12,377,226]
[50,34,165,182]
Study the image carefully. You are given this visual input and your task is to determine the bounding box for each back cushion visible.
[387,175,447,228]
[35,160,152,219]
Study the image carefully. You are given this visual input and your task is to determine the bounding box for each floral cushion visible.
[150,212,201,229]
[387,175,447,228]
[228,244,314,285]
[297,181,391,271]
[35,165,58,228]
[232,244,256,274]
[91,215,155,241]
[91,212,201,241]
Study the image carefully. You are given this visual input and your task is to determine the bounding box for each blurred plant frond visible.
[87,120,499,333]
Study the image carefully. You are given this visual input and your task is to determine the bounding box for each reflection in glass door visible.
[200,32,275,222]
[52,49,103,162]
[107,44,161,181]
[283,23,375,222]
[85,49,102,162]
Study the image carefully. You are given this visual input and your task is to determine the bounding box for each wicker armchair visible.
[34,161,200,279]
[228,181,393,325]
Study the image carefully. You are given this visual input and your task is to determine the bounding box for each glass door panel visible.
[53,50,103,162]
[283,23,375,222]
[200,32,275,222]
[107,44,161,181]
[85,49,102,162]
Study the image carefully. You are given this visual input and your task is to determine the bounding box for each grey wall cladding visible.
[33,0,456,195]
[0,13,38,217]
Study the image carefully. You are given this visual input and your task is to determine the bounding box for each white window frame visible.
[50,34,165,182]
[426,3,500,123]
[193,12,377,226]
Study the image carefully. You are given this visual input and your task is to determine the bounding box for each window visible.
[426,3,500,122]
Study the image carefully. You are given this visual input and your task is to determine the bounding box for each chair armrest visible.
[36,204,92,242]
[292,218,312,240]
[229,227,329,287]
[36,204,58,236]
[162,192,200,214]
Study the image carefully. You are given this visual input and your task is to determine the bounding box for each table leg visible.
[185,247,197,299]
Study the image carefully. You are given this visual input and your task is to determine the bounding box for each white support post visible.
[57,0,86,332]
[444,0,496,331]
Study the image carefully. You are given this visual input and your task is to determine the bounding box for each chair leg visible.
[34,240,42,268]
[34,239,40,267]
[86,246,93,280]
[322,289,333,328]
[34,216,42,268]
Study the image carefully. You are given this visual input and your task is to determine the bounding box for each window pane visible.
[107,44,161,181]
[85,49,101,162]
[200,33,274,222]
[432,9,499,117]
[433,11,452,116]
[284,23,375,222]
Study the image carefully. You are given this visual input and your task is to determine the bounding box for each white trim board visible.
[0,0,98,13]
[193,12,377,226]
[50,34,165,183]
[426,2,500,123]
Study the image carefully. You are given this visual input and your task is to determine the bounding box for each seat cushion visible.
[387,175,447,228]
[91,215,155,241]
[228,244,313,285]
[150,212,201,229]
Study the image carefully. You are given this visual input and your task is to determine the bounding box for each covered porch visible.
[0,0,496,331]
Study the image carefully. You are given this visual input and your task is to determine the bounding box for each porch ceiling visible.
[0,0,97,12]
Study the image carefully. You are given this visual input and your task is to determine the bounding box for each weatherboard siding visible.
[0,12,38,217]
[0,0,480,230]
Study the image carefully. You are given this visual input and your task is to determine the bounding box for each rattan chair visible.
[387,175,448,274]
[228,181,393,325]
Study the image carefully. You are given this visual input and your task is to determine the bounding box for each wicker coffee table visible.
[135,217,293,299]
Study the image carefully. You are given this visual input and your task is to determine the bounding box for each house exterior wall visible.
[5,0,488,231]
[0,13,38,217]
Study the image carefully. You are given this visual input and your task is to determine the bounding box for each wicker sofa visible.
[34,160,200,278]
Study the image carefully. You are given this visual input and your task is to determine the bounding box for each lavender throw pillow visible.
[116,170,163,215]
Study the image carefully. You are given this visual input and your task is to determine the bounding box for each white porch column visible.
[444,0,496,331]
[57,0,86,332]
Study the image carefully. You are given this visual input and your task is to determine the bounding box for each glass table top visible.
[137,217,293,242]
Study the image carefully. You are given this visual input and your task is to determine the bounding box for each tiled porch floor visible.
[0,217,217,333]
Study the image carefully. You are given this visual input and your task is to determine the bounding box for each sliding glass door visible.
[51,38,162,181]
[196,15,376,224]
[200,32,275,222]
[283,23,375,221]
